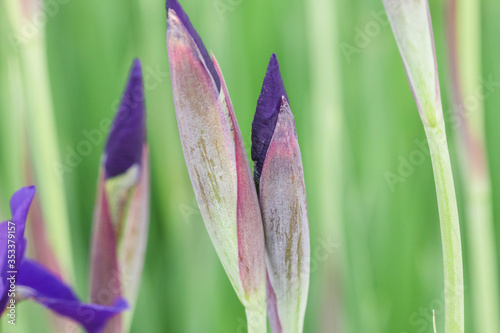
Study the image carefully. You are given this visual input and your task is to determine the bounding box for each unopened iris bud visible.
[166,0,267,330]
[89,59,149,331]
[252,54,310,333]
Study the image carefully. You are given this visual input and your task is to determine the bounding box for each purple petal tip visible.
[251,54,288,184]
[105,59,146,179]
[10,185,35,218]
[9,185,35,239]
[166,0,221,91]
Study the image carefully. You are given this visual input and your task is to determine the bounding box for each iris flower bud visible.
[166,1,267,330]
[252,54,310,333]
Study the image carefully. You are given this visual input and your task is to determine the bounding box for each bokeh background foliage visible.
[0,0,499,332]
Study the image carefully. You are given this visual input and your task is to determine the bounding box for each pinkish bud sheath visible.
[212,55,266,306]
[260,99,310,333]
[166,1,266,324]
[167,7,239,291]
[117,146,150,310]
[90,175,120,303]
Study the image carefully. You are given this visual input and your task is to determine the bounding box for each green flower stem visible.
[0,3,25,200]
[306,0,344,330]
[5,0,75,283]
[425,124,464,333]
[465,172,499,333]
[449,0,500,331]
[245,307,267,333]
[381,0,465,330]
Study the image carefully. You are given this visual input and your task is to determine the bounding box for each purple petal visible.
[17,260,127,333]
[104,59,146,179]
[251,54,288,184]
[10,185,36,237]
[166,0,221,91]
[0,186,35,310]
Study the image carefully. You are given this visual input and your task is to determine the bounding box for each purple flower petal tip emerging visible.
[105,59,146,179]
[251,54,288,184]
[166,0,221,91]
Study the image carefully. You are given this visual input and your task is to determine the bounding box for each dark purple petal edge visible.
[251,54,288,185]
[104,59,146,179]
[17,260,128,333]
[166,0,221,91]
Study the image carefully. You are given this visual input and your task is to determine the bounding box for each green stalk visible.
[447,0,500,331]
[5,0,74,282]
[245,308,267,333]
[425,124,464,333]
[0,0,23,208]
[305,0,344,331]
[383,1,465,331]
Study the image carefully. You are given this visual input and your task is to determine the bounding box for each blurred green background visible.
[1,0,500,332]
